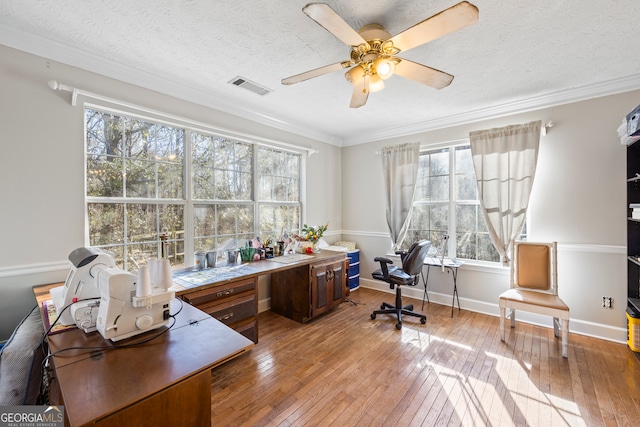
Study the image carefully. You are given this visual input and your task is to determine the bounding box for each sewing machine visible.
[50,247,116,327]
[50,247,175,341]
[95,266,174,341]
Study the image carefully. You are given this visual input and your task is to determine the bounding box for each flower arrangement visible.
[301,223,328,243]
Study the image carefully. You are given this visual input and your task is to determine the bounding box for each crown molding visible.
[4,23,640,149]
[0,24,343,147]
[341,74,640,146]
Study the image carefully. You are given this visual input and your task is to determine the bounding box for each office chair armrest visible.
[374,257,394,281]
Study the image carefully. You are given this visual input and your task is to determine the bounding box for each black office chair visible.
[370,240,431,329]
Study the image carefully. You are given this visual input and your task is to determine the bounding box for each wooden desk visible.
[171,250,349,336]
[34,283,254,427]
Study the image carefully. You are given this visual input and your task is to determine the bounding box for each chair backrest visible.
[510,240,558,295]
[401,240,432,276]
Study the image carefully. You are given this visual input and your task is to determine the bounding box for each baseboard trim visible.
[359,279,627,345]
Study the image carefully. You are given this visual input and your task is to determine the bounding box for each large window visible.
[85,107,302,270]
[408,144,525,263]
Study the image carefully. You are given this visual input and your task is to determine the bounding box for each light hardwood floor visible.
[210,287,640,426]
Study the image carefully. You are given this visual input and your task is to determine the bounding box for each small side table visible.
[421,257,465,317]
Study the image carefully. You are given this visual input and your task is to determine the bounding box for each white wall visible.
[342,90,639,343]
[0,45,342,340]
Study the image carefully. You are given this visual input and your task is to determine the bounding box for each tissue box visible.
[334,241,356,251]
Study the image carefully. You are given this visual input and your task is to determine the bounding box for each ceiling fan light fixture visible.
[374,57,395,80]
[345,65,365,85]
[368,73,385,93]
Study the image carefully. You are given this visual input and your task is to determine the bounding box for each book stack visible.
[631,204,640,219]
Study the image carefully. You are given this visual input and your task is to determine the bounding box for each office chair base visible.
[371,302,427,330]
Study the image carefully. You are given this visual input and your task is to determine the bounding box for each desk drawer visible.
[234,318,257,343]
[181,277,255,306]
[200,294,256,326]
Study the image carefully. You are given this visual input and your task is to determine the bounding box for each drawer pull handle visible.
[216,289,234,297]
[217,313,234,321]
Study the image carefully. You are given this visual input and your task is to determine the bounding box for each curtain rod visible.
[47,80,319,157]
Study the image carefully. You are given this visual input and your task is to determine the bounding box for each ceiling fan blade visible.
[389,1,479,53]
[303,3,366,47]
[349,75,369,108]
[282,61,351,85]
[394,59,454,89]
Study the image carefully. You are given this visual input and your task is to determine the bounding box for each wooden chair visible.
[498,241,570,357]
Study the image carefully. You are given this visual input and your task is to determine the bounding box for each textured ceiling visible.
[1,0,640,146]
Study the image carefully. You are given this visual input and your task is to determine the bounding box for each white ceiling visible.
[2,0,640,146]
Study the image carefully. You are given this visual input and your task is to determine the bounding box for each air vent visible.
[228,76,272,96]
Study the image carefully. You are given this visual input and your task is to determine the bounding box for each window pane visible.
[478,234,500,262]
[257,148,300,202]
[194,205,216,238]
[429,176,449,200]
[456,173,477,200]
[237,205,254,234]
[86,110,123,156]
[456,231,476,259]
[455,146,473,173]
[416,149,449,202]
[431,150,449,175]
[259,175,273,201]
[259,205,300,239]
[155,126,184,161]
[87,155,123,197]
[158,162,183,199]
[127,204,158,243]
[407,203,448,248]
[192,135,253,200]
[126,159,156,198]
[456,205,478,233]
[88,203,124,245]
[455,146,476,200]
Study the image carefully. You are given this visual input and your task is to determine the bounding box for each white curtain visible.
[469,121,542,264]
[378,142,420,251]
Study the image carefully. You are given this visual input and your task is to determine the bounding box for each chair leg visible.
[510,309,516,328]
[561,318,569,358]
[370,286,426,329]
[499,306,506,342]
[553,317,560,338]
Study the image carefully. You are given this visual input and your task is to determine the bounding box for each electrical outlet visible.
[602,296,612,308]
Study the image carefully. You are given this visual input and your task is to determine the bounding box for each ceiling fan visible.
[281,1,479,108]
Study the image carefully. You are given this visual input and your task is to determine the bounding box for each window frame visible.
[84,104,305,270]
[409,140,527,265]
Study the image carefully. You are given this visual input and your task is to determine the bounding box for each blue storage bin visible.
[349,262,360,277]
[349,275,360,290]
[347,249,360,290]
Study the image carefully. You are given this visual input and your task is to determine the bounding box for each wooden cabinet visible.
[310,258,346,318]
[271,253,348,323]
[179,277,258,343]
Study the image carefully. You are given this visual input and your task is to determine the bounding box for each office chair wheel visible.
[396,322,402,330]
[420,318,426,324]
[371,313,376,320]
[380,304,385,310]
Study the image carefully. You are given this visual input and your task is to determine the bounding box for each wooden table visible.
[34,283,254,427]
[171,250,349,337]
